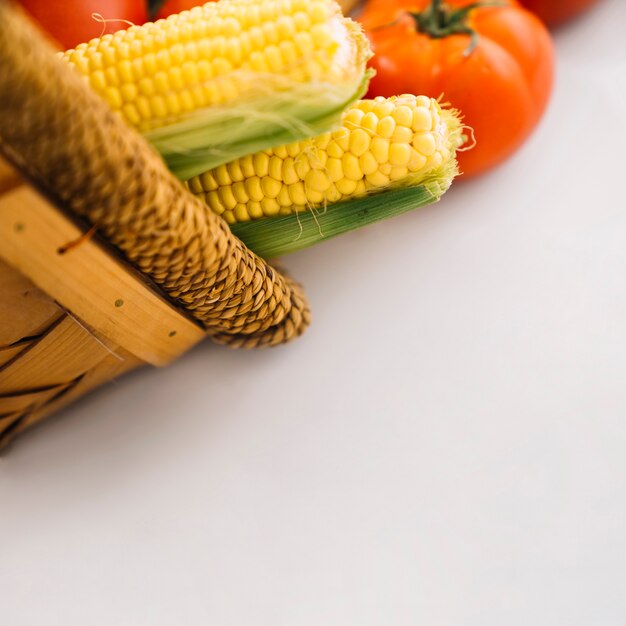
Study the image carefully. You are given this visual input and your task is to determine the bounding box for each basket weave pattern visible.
[0,259,141,447]
[0,1,312,448]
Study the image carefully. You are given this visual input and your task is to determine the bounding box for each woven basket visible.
[0,2,310,449]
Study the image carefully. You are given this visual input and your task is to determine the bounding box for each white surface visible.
[2,2,626,624]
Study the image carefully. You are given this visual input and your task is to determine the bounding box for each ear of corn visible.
[183,94,463,258]
[61,0,372,179]
[186,94,462,219]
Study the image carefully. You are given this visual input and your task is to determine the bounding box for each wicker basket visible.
[0,2,310,449]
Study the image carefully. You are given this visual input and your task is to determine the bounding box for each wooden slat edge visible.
[0,178,205,366]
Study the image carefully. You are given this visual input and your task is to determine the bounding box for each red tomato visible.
[359,0,554,178]
[518,0,601,26]
[17,0,148,49]
[155,0,210,20]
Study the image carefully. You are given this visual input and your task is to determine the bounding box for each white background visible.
[1,1,625,624]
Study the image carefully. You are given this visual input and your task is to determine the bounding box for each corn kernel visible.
[342,152,362,181]
[307,147,327,169]
[326,157,343,182]
[391,125,413,144]
[227,160,244,182]
[332,128,350,151]
[428,151,444,169]
[307,189,325,204]
[88,51,103,71]
[360,111,379,134]
[287,142,303,158]
[326,140,344,159]
[343,107,364,128]
[370,137,389,164]
[311,23,333,48]
[232,181,249,203]
[248,202,264,219]
[248,26,265,49]
[240,155,255,178]
[392,105,413,127]
[412,106,433,132]
[412,132,437,157]
[353,180,366,196]
[293,11,311,30]
[377,116,396,139]
[121,83,138,102]
[365,170,390,187]
[408,149,428,172]
[276,15,296,38]
[277,186,292,207]
[359,152,379,176]
[389,143,411,166]
[105,67,119,86]
[218,185,238,210]
[261,197,281,216]
[261,176,282,199]
[389,166,409,181]
[253,153,270,177]
[373,100,394,118]
[206,190,225,213]
[288,181,307,205]
[325,186,342,203]
[234,204,250,222]
[282,158,299,185]
[305,169,331,192]
[246,176,264,202]
[336,177,358,195]
[294,155,311,179]
[265,45,283,72]
[273,145,289,159]
[104,87,122,109]
[268,155,283,180]
[122,103,141,126]
[90,70,106,91]
[294,31,314,56]
[349,128,371,157]
[212,164,230,186]
[188,175,205,194]
[309,1,329,23]
[136,96,151,120]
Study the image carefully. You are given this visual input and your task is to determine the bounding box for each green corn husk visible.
[231,160,456,258]
[147,71,373,180]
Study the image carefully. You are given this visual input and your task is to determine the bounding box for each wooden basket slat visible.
[0,259,61,347]
[0,348,140,448]
[0,171,205,367]
[0,343,34,368]
[0,384,75,415]
[0,158,205,447]
[0,315,116,393]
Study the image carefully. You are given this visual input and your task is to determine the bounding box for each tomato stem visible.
[410,0,507,56]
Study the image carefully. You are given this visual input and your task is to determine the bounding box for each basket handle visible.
[0,1,310,348]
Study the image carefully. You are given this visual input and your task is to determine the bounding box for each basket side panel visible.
[0,262,141,449]
[0,347,139,449]
[0,259,62,347]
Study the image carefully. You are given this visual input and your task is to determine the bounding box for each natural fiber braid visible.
[0,1,310,347]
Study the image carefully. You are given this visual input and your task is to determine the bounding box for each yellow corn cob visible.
[186,95,462,224]
[61,0,370,133]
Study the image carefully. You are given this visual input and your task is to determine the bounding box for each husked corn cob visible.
[186,95,462,224]
[61,0,370,133]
